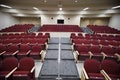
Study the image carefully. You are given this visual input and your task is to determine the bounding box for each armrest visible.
[75,51,79,55]
[45,43,48,50]
[30,66,35,73]
[115,53,120,61]
[26,50,31,55]
[12,50,19,55]
[5,67,17,78]
[101,52,107,60]
[88,51,93,59]
[0,51,6,55]
[72,43,75,46]
[40,50,44,55]
[82,68,89,79]
[8,43,12,45]
[100,70,111,80]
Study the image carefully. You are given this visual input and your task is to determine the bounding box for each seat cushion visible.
[13,71,30,76]
[88,73,104,80]
[109,74,120,79]
[0,71,9,76]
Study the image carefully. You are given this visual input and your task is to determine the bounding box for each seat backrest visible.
[20,44,30,52]
[101,46,114,54]
[101,60,119,75]
[77,45,89,52]
[89,45,101,53]
[0,45,6,53]
[1,57,18,71]
[31,45,42,52]
[84,59,100,73]
[18,57,34,71]
[6,45,18,52]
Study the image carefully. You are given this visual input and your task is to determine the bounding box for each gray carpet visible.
[48,37,59,44]
[45,50,58,60]
[61,38,72,44]
[48,44,59,50]
[61,44,72,50]
[61,50,74,60]
[38,37,80,80]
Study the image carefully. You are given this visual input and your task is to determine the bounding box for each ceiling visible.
[0,0,120,17]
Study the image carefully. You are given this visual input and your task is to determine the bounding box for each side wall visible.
[109,14,120,30]
[0,12,19,30]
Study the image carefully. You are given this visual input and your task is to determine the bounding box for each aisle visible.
[38,37,80,80]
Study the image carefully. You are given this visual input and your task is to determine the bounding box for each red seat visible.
[101,60,120,80]
[70,33,76,39]
[12,57,35,80]
[0,57,18,80]
[3,45,19,58]
[101,46,116,60]
[29,45,43,59]
[81,59,105,80]
[0,45,7,55]
[36,39,47,49]
[89,45,103,61]
[76,45,90,60]
[17,44,31,59]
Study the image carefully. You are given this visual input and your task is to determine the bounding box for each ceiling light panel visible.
[0,4,12,9]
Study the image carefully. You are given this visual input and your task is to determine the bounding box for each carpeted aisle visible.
[38,37,80,80]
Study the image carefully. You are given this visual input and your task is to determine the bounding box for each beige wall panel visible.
[80,17,110,27]
[18,17,41,25]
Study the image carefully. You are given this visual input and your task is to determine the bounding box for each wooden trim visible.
[100,70,111,80]
[12,50,19,55]
[5,67,17,78]
[101,52,107,60]
[88,51,93,59]
[83,68,89,79]
[30,66,35,73]
[0,51,6,55]
[115,53,120,61]
[26,50,31,55]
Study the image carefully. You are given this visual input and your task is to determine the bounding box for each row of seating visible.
[70,33,120,62]
[87,25,120,34]
[71,33,120,41]
[75,45,120,61]
[73,39,120,47]
[0,24,34,32]
[81,59,120,80]
[0,44,45,60]
[0,57,35,80]
[0,33,50,39]
[0,38,48,48]
[39,24,83,32]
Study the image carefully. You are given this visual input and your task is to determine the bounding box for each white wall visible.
[41,14,80,26]
[0,12,19,30]
[109,14,120,30]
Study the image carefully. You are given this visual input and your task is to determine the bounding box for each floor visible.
[34,37,84,80]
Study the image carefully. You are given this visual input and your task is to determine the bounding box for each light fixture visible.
[59,8,62,11]
[83,7,89,11]
[112,5,120,9]
[44,0,47,3]
[75,0,78,3]
[58,0,62,11]
[33,7,39,11]
[0,4,12,8]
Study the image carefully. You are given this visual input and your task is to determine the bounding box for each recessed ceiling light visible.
[75,0,78,3]
[59,8,62,11]
[44,0,47,3]
[0,4,12,8]
[83,7,89,11]
[33,7,39,11]
[112,5,120,9]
